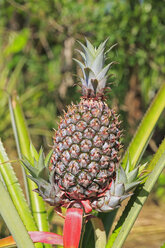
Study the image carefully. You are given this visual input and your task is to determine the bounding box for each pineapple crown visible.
[74,38,117,99]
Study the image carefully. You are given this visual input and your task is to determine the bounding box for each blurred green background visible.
[0,0,165,208]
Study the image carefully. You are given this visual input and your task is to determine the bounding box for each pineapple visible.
[51,39,120,209]
[22,39,144,214]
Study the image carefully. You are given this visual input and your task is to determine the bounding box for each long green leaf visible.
[9,94,51,248]
[107,138,165,248]
[0,139,38,231]
[10,94,31,158]
[98,210,117,237]
[0,179,35,248]
[9,95,30,201]
[122,82,165,169]
[82,220,94,248]
[91,217,106,248]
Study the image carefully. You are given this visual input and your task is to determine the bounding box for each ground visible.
[124,198,165,248]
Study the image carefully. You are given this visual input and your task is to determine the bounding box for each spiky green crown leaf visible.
[91,159,148,212]
[74,38,117,98]
[21,146,64,206]
[21,148,53,185]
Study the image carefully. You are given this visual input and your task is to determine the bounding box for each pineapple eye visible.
[79,153,89,168]
[70,144,80,158]
[57,142,64,152]
[102,142,111,155]
[72,131,82,143]
[78,171,92,188]
[91,107,102,118]
[90,118,100,131]
[88,162,99,177]
[100,155,110,169]
[62,173,75,189]
[90,148,101,161]
[60,128,67,138]
[101,114,110,126]
[80,139,92,152]
[93,135,103,147]
[66,124,76,135]
[68,160,79,175]
[82,112,92,122]
[63,137,72,149]
[76,121,87,131]
[83,127,95,139]
[61,151,71,165]
[55,161,65,174]
[99,126,109,139]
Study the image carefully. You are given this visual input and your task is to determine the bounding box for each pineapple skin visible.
[51,98,121,202]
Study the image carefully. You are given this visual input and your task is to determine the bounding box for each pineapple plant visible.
[1,38,165,248]
[22,38,144,214]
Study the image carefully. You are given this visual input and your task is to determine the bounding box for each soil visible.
[123,198,165,248]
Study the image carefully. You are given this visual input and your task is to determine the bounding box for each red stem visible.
[63,208,83,248]
[0,208,84,248]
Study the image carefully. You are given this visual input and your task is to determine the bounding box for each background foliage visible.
[0,0,165,245]
[0,0,165,144]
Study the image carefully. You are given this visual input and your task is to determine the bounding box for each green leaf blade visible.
[122,82,165,169]
[0,139,38,232]
[9,94,52,248]
[107,138,165,248]
[0,179,35,248]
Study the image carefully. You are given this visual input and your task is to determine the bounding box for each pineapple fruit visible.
[22,38,144,214]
